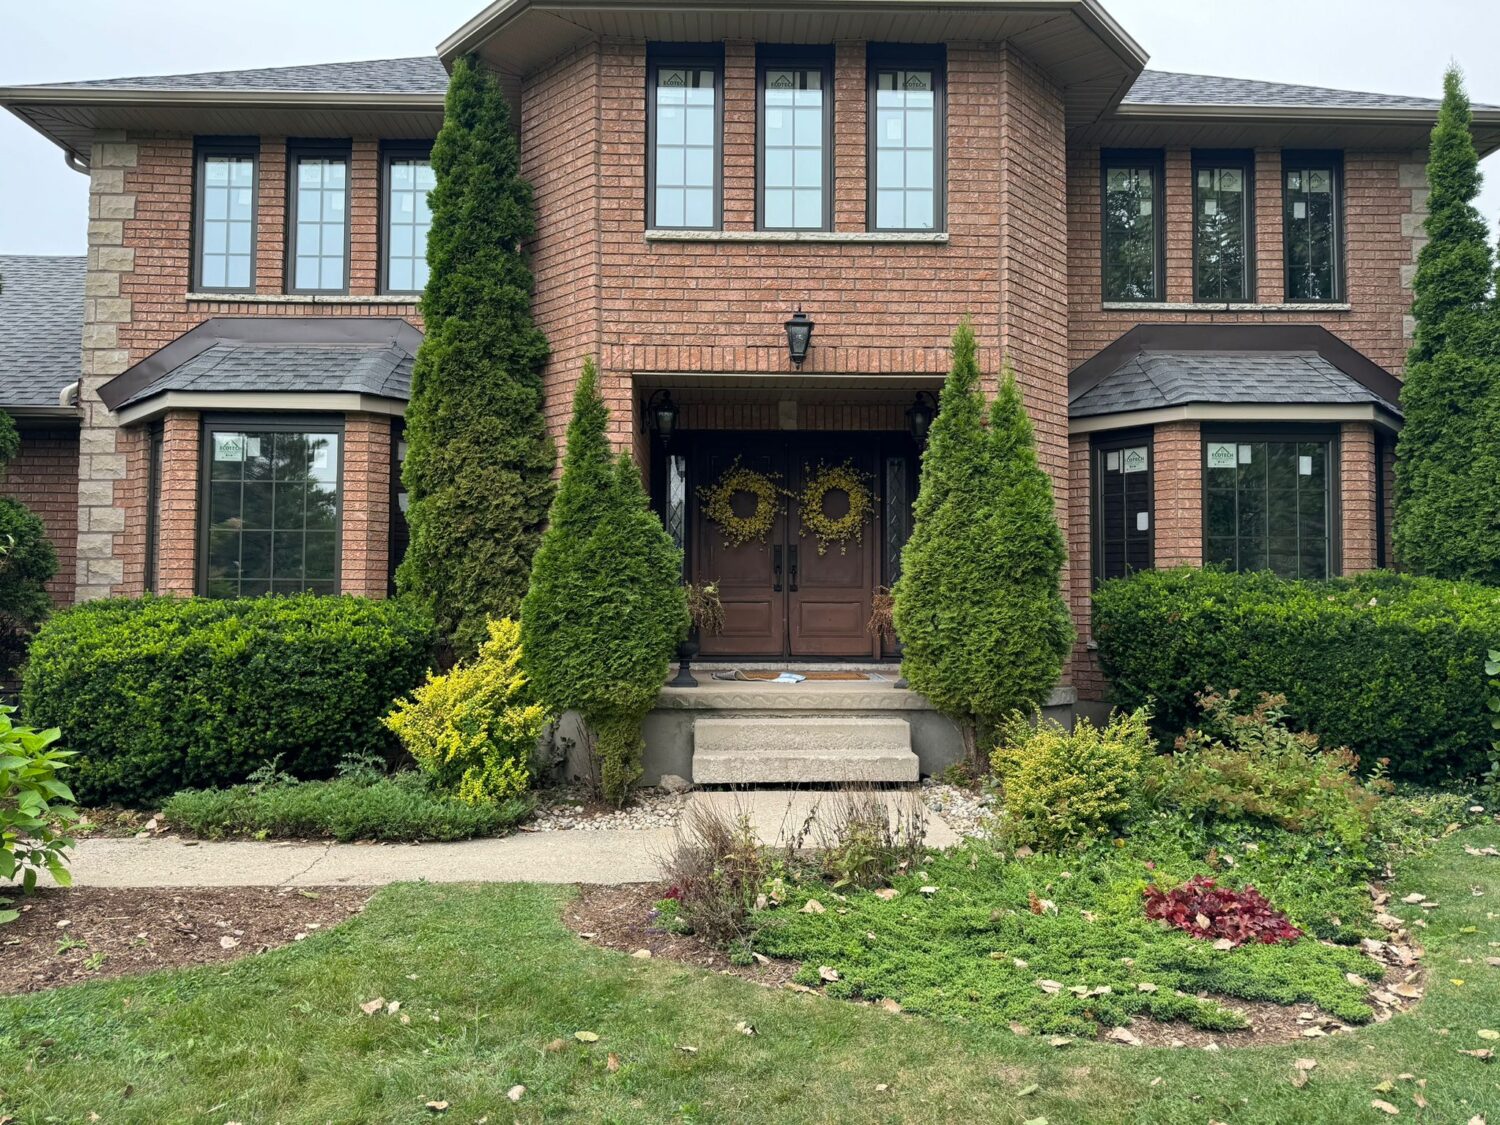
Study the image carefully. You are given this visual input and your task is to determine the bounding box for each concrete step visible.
[691,716,919,784]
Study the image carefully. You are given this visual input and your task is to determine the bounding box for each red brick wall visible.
[1065,433,1102,699]
[0,427,80,605]
[1067,147,1417,375]
[340,414,394,598]
[1339,421,1379,572]
[1153,421,1205,568]
[155,410,199,595]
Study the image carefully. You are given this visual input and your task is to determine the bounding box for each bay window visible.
[1203,430,1334,580]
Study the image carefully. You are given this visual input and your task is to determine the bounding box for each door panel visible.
[693,437,786,658]
[787,440,876,657]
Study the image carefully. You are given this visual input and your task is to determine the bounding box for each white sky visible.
[2,0,1498,255]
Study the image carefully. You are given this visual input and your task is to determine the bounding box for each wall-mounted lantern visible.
[641,388,679,446]
[905,390,939,446]
[784,307,814,366]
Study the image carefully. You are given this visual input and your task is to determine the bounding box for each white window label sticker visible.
[1238,445,1253,464]
[1106,451,1120,471]
[1204,199,1218,216]
[1293,200,1307,220]
[1206,442,1237,470]
[244,436,261,459]
[1139,199,1152,217]
[213,434,245,462]
[1299,454,1314,476]
[1136,511,1150,532]
[311,444,330,470]
[1121,447,1148,474]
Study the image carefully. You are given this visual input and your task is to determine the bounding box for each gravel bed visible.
[921,779,996,838]
[526,787,686,832]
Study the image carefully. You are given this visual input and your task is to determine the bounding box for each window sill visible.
[1101,301,1352,313]
[644,229,950,245]
[186,293,420,306]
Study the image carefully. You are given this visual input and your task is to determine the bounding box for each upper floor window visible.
[1101,149,1163,302]
[194,140,257,292]
[1203,430,1334,580]
[868,45,945,232]
[383,145,434,295]
[1283,152,1344,302]
[288,142,350,294]
[647,46,722,230]
[758,48,833,231]
[1193,151,1253,303]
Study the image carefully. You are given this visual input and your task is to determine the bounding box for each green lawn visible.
[2,828,1498,1124]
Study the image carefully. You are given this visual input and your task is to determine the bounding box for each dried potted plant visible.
[672,581,725,687]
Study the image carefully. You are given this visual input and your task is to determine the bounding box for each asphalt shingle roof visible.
[114,341,413,409]
[1122,70,1455,112]
[30,55,448,95]
[1070,350,1396,419]
[0,254,84,410]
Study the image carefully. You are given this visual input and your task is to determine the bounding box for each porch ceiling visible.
[634,371,943,397]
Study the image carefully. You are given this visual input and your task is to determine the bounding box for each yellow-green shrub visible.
[991,707,1154,850]
[384,618,550,804]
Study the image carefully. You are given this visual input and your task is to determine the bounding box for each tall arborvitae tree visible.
[398,55,554,655]
[892,322,1073,769]
[1396,65,1500,582]
[0,408,58,677]
[522,361,688,804]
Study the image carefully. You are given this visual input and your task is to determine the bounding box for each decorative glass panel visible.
[1195,164,1249,302]
[654,66,717,229]
[292,157,348,291]
[1095,443,1152,582]
[762,67,824,229]
[1284,162,1340,300]
[198,153,255,289]
[205,428,341,597]
[1102,160,1158,301]
[385,157,434,293]
[1203,438,1329,579]
[666,454,687,556]
[872,69,937,231]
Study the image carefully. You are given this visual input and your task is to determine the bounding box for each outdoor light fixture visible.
[784,307,814,366]
[906,390,939,446]
[641,388,679,446]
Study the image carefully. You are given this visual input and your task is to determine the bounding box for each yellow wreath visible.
[796,461,877,556]
[698,459,786,548]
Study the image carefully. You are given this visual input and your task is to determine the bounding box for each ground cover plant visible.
[2,826,1498,1123]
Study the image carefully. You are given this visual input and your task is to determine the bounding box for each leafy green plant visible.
[1484,647,1500,797]
[893,321,1073,769]
[990,707,1153,850]
[1093,566,1500,779]
[0,409,59,679]
[384,617,551,804]
[398,54,556,657]
[163,771,530,843]
[21,594,434,804]
[0,704,76,907]
[1145,692,1382,867]
[812,787,927,890]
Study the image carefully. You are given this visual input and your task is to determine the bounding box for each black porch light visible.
[784,307,815,366]
[641,388,679,446]
[905,390,939,446]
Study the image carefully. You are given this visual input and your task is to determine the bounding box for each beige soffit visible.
[1069,402,1402,435]
[440,0,1149,127]
[114,391,405,428]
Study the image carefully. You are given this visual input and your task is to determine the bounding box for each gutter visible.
[0,87,445,111]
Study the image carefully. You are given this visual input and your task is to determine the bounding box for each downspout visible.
[63,148,88,175]
[59,381,80,411]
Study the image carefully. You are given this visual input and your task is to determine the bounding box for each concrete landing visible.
[692,716,920,784]
[686,788,959,849]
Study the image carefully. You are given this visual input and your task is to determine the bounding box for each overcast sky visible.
[2,0,1498,255]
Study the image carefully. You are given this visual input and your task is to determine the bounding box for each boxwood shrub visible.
[21,594,434,804]
[1093,567,1500,781]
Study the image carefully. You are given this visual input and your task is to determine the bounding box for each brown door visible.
[786,437,876,657]
[690,433,878,660]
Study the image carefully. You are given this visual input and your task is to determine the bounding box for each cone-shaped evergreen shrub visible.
[397,55,554,656]
[1396,66,1500,582]
[892,322,1073,767]
[521,361,688,803]
[0,408,58,675]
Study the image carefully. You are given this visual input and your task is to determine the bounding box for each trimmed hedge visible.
[21,595,434,804]
[1093,567,1500,781]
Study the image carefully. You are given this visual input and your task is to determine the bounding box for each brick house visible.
[2,0,1496,773]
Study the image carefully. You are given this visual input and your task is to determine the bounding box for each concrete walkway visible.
[43,789,959,888]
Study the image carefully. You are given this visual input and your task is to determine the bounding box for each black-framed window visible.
[1193,150,1253,303]
[144,421,164,593]
[1203,429,1337,580]
[389,419,408,596]
[1283,151,1344,302]
[193,139,258,292]
[647,46,722,230]
[758,47,833,231]
[287,142,351,294]
[1093,432,1153,584]
[201,417,343,598]
[1101,149,1164,302]
[382,144,434,295]
[868,45,945,232]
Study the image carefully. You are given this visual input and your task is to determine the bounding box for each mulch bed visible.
[0,885,370,995]
[561,883,1421,1049]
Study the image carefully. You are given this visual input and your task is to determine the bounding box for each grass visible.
[161,772,533,842]
[0,826,1497,1123]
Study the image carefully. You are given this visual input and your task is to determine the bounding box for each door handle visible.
[772,544,783,592]
[788,544,799,592]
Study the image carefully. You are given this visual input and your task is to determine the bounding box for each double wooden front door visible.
[690,434,884,660]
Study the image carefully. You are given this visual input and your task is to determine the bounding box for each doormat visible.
[713,670,879,682]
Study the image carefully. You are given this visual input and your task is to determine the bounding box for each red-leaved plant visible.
[1143,875,1301,947]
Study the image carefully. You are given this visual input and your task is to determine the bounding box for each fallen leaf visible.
[1013,958,1029,969]
[873,888,899,901]
[1392,983,1422,999]
[919,885,939,896]
[574,1031,599,1043]
[1414,1093,1428,1109]
[1036,979,1064,994]
[1371,1099,1399,1115]
[631,949,652,959]
[1458,1048,1494,1061]
[1345,972,1366,986]
[1294,1058,1318,1071]
[1290,1071,1309,1089]
[1478,1030,1500,1041]
[606,1053,620,1072]
[507,1085,526,1103]
[425,1102,449,1113]
[878,998,902,1014]
[1137,982,1158,993]
[818,966,840,983]
[875,1083,889,1092]
[735,1021,757,1036]
[1402,893,1426,905]
[1212,938,1234,951]
[1017,1083,1040,1096]
[1022,1118,1048,1125]
[360,998,386,1016]
[800,899,826,915]
[219,936,239,950]
[1106,1027,1142,1046]
[1047,1036,1073,1048]
[1009,1022,1031,1036]
[1373,1080,1395,1093]
[386,1000,400,1016]
[544,1038,565,1053]
[1468,1116,1487,1125]
[675,1044,698,1053]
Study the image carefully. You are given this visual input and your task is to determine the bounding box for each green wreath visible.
[796,461,877,556]
[698,459,786,548]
